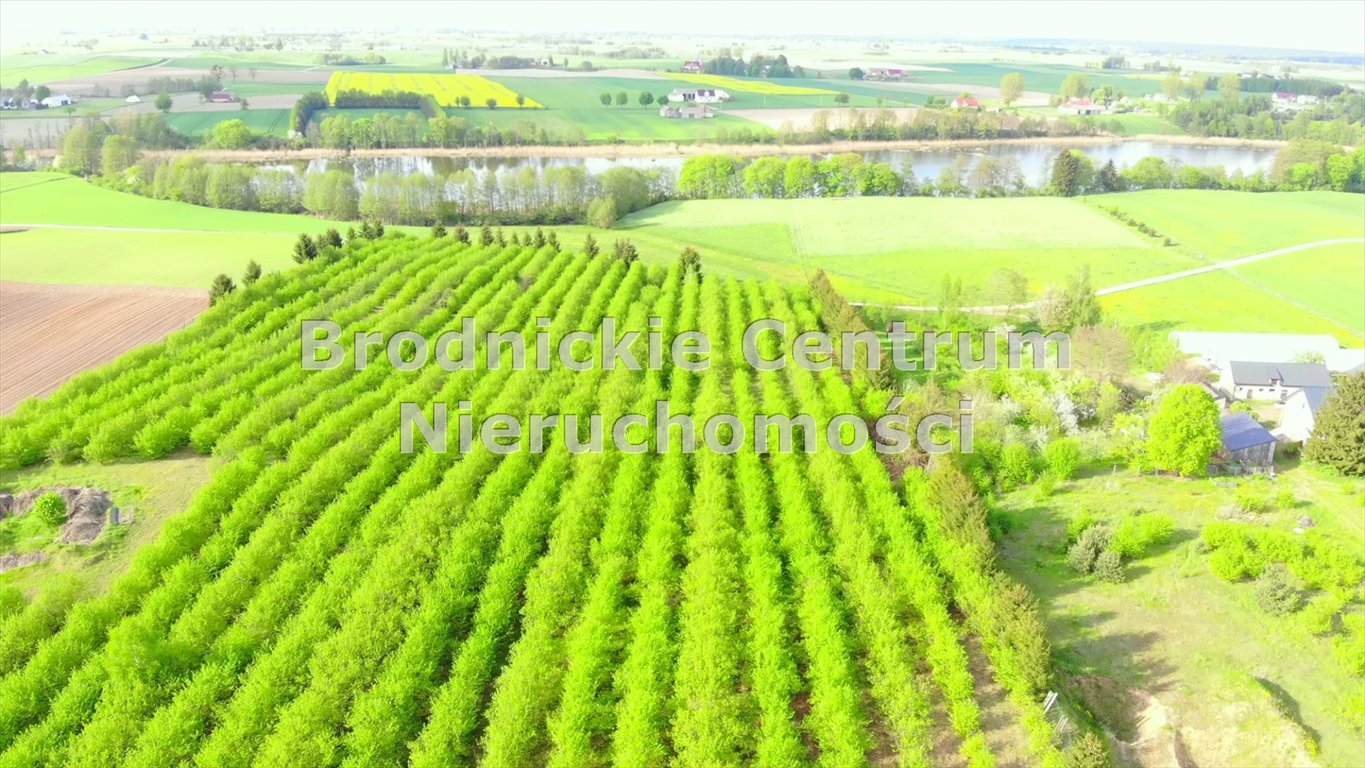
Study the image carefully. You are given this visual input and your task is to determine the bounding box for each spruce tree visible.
[1304,372,1365,475]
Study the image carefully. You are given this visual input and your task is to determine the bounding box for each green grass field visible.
[1091,190,1365,260]
[163,108,292,137]
[0,54,163,88]
[620,196,1191,304]
[996,467,1365,767]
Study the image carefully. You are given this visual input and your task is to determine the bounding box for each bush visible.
[1094,550,1126,583]
[1109,511,1175,559]
[1235,484,1271,514]
[998,442,1038,490]
[31,492,66,527]
[1333,615,1365,677]
[1253,564,1301,615]
[1208,541,1265,581]
[1044,437,1083,480]
[1068,525,1111,575]
[1067,509,1100,544]
[1033,472,1057,500]
[1062,731,1111,768]
[1275,488,1296,510]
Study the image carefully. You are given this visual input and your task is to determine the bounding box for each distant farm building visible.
[208,90,236,103]
[1276,385,1334,443]
[1171,332,1365,375]
[40,94,73,108]
[1220,361,1333,403]
[1057,97,1103,115]
[866,68,906,81]
[1220,412,1277,469]
[667,88,729,104]
[950,96,980,110]
[124,94,141,104]
[659,104,716,119]
[682,60,703,73]
[1273,92,1319,110]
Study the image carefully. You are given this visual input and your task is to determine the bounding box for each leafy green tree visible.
[599,92,611,106]
[1161,70,1183,100]
[638,91,654,107]
[832,93,850,106]
[999,72,1024,106]
[154,92,173,112]
[485,97,497,109]
[209,273,236,306]
[1184,72,1208,100]
[207,118,253,149]
[1304,371,1365,475]
[431,223,447,238]
[1064,265,1103,328]
[515,93,526,107]
[292,232,318,263]
[1060,73,1089,99]
[32,493,66,527]
[1044,438,1082,480]
[1218,73,1241,100]
[34,85,50,102]
[242,260,262,285]
[1146,384,1221,477]
[587,195,617,228]
[614,91,628,108]
[848,67,865,80]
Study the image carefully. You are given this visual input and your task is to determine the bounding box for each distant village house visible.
[682,60,703,74]
[659,104,716,119]
[1057,97,1103,115]
[208,90,236,103]
[950,96,980,110]
[865,68,906,81]
[667,88,730,104]
[40,94,73,108]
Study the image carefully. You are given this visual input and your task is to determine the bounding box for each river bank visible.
[21,133,1291,163]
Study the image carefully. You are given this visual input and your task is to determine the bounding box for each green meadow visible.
[163,108,292,137]
[996,467,1365,768]
[0,54,162,88]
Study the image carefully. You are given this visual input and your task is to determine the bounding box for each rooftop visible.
[1220,412,1276,452]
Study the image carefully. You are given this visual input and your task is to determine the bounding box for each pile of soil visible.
[0,486,116,544]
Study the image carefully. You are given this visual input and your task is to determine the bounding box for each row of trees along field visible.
[0,228,1120,767]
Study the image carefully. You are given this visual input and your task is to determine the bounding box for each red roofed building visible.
[1057,97,1102,115]
[950,96,980,110]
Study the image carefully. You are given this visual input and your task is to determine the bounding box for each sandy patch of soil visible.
[0,280,206,414]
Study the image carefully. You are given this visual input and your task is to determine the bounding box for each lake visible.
[259,141,1280,188]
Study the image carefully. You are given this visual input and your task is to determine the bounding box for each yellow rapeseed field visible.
[323,72,541,108]
[659,72,836,95]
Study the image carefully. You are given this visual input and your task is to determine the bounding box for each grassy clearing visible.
[1090,190,1365,261]
[0,454,213,599]
[994,466,1365,767]
[658,72,837,95]
[1229,242,1365,335]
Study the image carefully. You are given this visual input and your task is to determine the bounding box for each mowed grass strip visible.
[323,71,542,108]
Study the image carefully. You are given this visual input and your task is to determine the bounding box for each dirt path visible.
[852,238,1365,314]
[0,281,207,414]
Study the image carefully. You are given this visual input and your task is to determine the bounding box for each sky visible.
[2,0,1363,54]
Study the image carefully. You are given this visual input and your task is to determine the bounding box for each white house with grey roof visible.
[1219,361,1333,402]
[1171,332,1365,374]
[1276,385,1334,442]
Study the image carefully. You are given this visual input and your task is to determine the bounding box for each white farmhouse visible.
[40,94,73,108]
[1219,361,1332,403]
[667,88,730,104]
[1276,386,1334,443]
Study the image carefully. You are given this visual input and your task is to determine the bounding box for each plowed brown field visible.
[0,281,206,414]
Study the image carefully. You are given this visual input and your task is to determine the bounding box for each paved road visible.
[850,238,1365,314]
